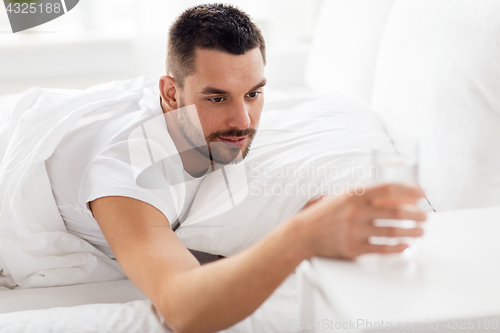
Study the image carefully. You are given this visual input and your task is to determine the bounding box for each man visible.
[46,4,426,333]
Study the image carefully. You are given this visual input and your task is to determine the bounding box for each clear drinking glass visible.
[371,139,423,258]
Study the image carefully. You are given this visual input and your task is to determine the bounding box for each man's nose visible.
[226,99,251,129]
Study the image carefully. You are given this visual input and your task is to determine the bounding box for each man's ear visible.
[159,75,179,112]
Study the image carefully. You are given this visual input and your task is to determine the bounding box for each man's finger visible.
[362,183,424,201]
[370,195,422,208]
[359,243,409,254]
[363,226,424,238]
[360,206,428,222]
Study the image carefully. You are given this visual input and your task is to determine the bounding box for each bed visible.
[0,82,403,332]
[1,0,499,332]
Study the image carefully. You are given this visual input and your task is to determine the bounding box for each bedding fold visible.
[0,77,158,288]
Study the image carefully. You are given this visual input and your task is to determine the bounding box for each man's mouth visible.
[218,136,248,148]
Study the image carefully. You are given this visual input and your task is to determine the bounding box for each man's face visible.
[176,47,265,165]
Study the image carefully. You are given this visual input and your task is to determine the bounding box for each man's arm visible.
[89,184,426,333]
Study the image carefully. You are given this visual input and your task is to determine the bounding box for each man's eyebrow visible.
[200,87,229,95]
[200,79,267,95]
[248,79,267,92]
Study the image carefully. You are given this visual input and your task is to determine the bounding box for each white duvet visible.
[0,79,155,289]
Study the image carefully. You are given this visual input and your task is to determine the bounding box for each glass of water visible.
[370,139,423,258]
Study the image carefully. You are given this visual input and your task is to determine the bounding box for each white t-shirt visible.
[45,87,205,259]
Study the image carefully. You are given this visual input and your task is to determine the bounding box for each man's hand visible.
[294,183,427,260]
[300,194,328,211]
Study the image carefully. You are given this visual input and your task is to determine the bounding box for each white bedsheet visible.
[0,273,300,333]
[0,278,147,314]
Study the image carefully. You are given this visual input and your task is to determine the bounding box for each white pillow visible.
[176,94,401,256]
[372,0,500,211]
[304,0,395,104]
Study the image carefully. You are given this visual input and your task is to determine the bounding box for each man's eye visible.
[209,97,225,103]
[246,91,261,98]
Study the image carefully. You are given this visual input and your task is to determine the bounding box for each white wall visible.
[0,0,323,95]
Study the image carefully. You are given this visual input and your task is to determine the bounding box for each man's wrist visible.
[281,214,315,262]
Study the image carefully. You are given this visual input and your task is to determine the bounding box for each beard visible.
[177,97,256,165]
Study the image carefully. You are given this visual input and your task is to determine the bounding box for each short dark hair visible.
[167,3,266,88]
